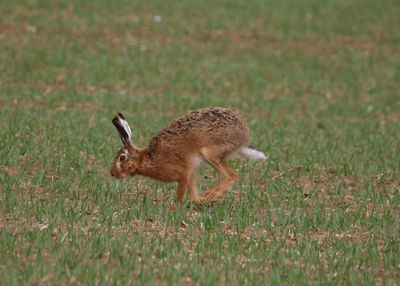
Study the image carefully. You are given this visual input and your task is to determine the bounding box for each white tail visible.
[238,146,267,160]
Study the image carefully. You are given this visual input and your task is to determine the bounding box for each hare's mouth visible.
[111,172,127,179]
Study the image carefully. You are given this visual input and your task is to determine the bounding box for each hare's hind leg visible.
[200,149,238,203]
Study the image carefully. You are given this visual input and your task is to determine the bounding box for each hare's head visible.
[111,113,140,179]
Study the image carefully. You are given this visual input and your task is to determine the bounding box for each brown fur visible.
[111,107,251,203]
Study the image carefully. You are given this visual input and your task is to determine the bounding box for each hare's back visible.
[149,107,249,150]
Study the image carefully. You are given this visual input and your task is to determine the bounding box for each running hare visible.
[111,107,266,203]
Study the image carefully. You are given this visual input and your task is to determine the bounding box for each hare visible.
[110,107,266,203]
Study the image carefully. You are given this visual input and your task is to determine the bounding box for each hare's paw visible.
[201,189,224,203]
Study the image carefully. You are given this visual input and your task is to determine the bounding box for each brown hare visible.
[110,107,266,203]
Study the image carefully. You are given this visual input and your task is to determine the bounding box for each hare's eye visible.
[119,154,127,162]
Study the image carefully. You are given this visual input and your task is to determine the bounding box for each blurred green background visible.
[1,0,399,284]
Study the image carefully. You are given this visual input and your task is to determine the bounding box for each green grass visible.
[1,0,399,284]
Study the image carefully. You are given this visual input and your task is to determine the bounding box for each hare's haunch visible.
[111,107,266,203]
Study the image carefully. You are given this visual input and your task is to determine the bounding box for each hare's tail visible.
[238,145,267,160]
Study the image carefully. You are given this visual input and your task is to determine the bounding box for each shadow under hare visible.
[110,107,266,203]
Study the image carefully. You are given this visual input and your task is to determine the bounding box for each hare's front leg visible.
[187,173,200,202]
[176,178,188,203]
[175,166,198,203]
[176,171,201,203]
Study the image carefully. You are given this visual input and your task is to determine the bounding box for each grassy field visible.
[1,0,399,284]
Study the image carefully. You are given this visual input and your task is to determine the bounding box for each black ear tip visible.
[117,112,126,120]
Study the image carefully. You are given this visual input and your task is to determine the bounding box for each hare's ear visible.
[112,113,134,148]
